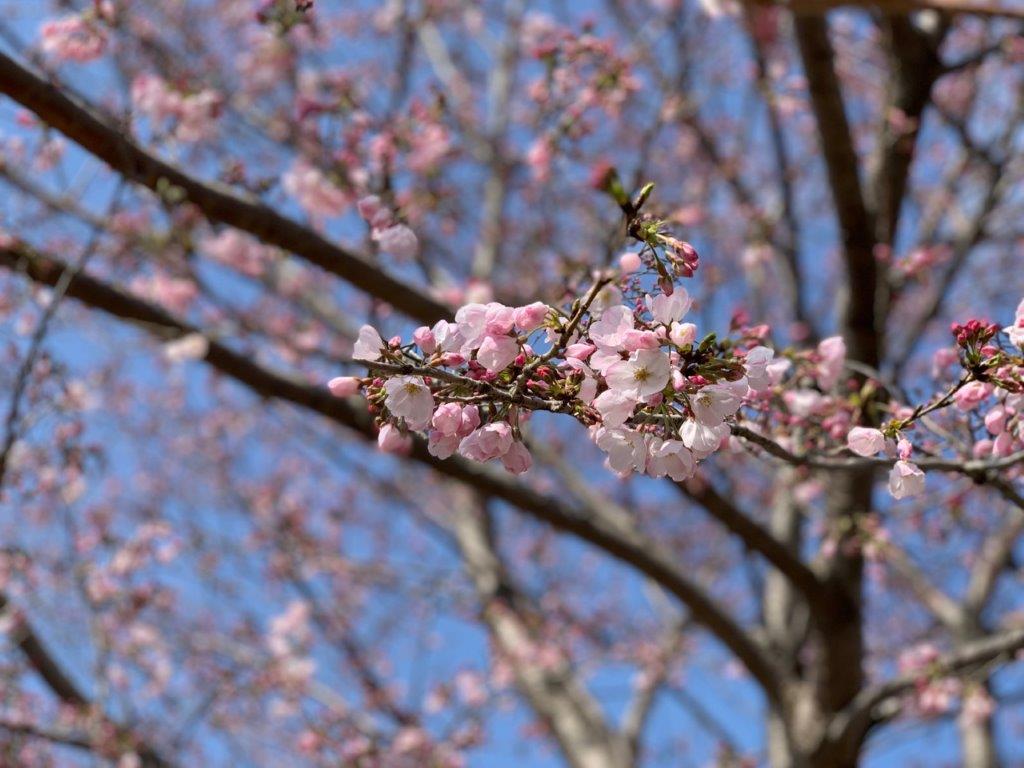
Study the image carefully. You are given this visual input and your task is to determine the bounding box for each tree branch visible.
[0,242,784,703]
[794,14,880,367]
[0,595,175,768]
[0,49,452,325]
[450,499,632,768]
[835,625,1024,748]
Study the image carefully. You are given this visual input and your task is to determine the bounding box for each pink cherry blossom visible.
[526,137,553,181]
[816,336,846,390]
[201,229,268,277]
[377,423,412,454]
[1004,298,1024,348]
[993,431,1014,457]
[593,389,637,427]
[589,348,623,375]
[328,376,361,397]
[847,427,885,457]
[427,430,461,459]
[476,335,519,373]
[766,357,792,386]
[565,343,596,361]
[621,329,661,352]
[432,320,466,353]
[691,379,746,426]
[889,460,925,500]
[669,322,697,347]
[356,195,384,221]
[514,302,550,332]
[619,252,642,273]
[960,687,995,726]
[501,442,533,474]
[645,289,692,325]
[373,224,419,260]
[589,305,634,350]
[594,427,646,476]
[383,376,434,430]
[605,349,671,399]
[954,381,990,411]
[282,160,349,219]
[484,304,516,336]
[454,304,490,349]
[680,420,729,457]
[353,325,385,361]
[459,423,514,462]
[460,405,481,434]
[984,405,1008,435]
[783,389,826,418]
[413,326,437,354]
[40,15,107,62]
[646,439,694,481]
[743,346,775,391]
[431,403,464,435]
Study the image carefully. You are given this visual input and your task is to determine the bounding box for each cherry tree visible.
[1,1,1024,766]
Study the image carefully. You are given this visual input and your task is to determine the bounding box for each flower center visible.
[633,367,650,383]
[403,382,421,395]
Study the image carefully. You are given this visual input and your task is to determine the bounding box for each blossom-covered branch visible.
[335,190,1024,504]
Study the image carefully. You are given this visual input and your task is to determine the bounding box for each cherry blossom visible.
[605,349,671,399]
[646,438,695,481]
[383,376,434,430]
[352,325,385,361]
[328,376,361,397]
[459,423,515,462]
[847,427,886,457]
[889,460,926,500]
[743,346,776,391]
[40,14,107,62]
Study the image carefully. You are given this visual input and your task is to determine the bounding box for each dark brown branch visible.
[675,480,831,612]
[795,15,880,367]
[0,49,452,325]
[0,242,784,703]
[794,12,879,715]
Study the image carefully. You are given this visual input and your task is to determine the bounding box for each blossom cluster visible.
[847,299,1024,499]
[328,184,1024,502]
[329,234,783,481]
[131,75,223,144]
[39,12,109,63]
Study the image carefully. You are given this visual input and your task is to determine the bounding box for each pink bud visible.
[669,322,697,347]
[377,424,412,455]
[327,376,361,397]
[513,302,550,333]
[565,343,596,361]
[985,406,1007,435]
[501,441,533,474]
[619,251,642,273]
[897,438,913,461]
[356,195,383,221]
[847,427,885,457]
[412,326,436,354]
